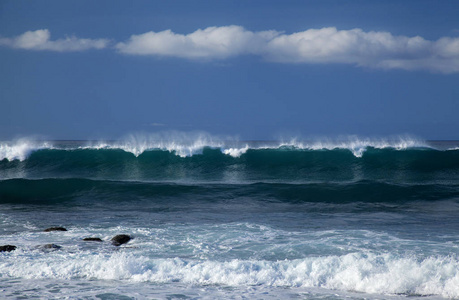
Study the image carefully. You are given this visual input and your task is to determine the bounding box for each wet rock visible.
[44,227,67,232]
[0,245,16,252]
[39,244,62,250]
[111,234,131,246]
[83,237,103,242]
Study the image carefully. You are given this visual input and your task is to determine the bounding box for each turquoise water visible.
[1,136,459,299]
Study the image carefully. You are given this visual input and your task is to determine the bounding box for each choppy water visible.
[1,134,459,299]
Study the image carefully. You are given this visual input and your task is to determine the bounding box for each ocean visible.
[1,134,459,299]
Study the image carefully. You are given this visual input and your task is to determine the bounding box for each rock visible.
[83,237,103,242]
[0,245,16,252]
[111,234,131,246]
[39,244,62,250]
[44,227,67,232]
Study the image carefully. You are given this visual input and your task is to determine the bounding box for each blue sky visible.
[1,0,458,140]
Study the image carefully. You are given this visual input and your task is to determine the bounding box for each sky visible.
[0,0,458,140]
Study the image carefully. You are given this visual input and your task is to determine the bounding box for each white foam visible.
[279,136,428,157]
[0,134,432,160]
[223,145,249,157]
[85,132,229,158]
[0,139,52,161]
[1,251,458,298]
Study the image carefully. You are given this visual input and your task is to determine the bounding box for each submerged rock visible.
[83,237,103,242]
[0,245,16,252]
[111,234,131,246]
[39,244,62,250]
[44,227,67,232]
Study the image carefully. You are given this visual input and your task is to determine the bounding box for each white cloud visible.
[264,28,459,73]
[2,27,459,73]
[0,29,110,52]
[116,26,459,73]
[116,25,278,59]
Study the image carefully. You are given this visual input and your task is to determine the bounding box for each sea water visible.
[1,133,459,299]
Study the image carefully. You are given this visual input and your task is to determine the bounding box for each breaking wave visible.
[1,251,458,298]
[0,139,52,161]
[1,134,458,184]
[0,133,440,162]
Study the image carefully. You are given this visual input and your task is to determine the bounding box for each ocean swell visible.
[1,179,458,205]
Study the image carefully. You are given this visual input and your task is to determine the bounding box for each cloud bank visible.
[2,27,459,73]
[0,29,109,52]
[116,25,459,73]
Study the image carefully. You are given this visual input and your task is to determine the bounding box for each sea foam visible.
[1,251,458,298]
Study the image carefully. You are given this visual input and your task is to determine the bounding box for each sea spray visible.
[0,133,432,161]
[0,139,52,161]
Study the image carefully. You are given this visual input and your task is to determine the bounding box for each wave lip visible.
[82,135,432,158]
[83,132,229,158]
[0,139,52,161]
[0,134,452,162]
[83,135,432,158]
[279,136,429,157]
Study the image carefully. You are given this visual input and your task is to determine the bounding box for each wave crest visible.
[279,135,428,157]
[0,139,52,161]
[0,133,443,161]
[98,134,430,158]
[84,132,231,157]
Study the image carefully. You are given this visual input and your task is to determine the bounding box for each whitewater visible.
[1,134,459,299]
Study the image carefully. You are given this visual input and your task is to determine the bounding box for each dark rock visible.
[83,237,103,242]
[40,244,62,250]
[111,234,131,246]
[0,245,16,252]
[44,227,67,232]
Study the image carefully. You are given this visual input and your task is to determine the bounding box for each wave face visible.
[1,135,459,299]
[1,136,458,184]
